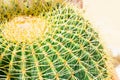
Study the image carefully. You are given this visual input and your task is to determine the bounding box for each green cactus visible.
[0,0,113,80]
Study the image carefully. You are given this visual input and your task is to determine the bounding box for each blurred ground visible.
[83,0,120,79]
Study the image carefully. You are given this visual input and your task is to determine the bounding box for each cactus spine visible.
[0,0,113,80]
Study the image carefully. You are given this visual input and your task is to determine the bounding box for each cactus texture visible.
[0,0,113,80]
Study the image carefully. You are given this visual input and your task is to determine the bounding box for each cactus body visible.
[0,0,113,80]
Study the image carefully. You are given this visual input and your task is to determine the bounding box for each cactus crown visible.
[0,0,113,80]
[2,16,49,43]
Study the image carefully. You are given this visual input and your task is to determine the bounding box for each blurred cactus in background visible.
[0,0,113,80]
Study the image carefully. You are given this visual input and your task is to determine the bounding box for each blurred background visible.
[83,0,120,79]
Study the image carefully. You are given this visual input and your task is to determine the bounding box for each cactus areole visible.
[0,0,113,80]
[2,16,49,43]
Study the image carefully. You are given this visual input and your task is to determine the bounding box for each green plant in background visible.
[0,0,113,80]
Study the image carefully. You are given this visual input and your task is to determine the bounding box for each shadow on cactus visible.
[0,0,113,80]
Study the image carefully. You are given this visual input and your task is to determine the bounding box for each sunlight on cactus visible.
[0,0,113,80]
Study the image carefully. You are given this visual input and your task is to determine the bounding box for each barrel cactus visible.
[0,0,113,80]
